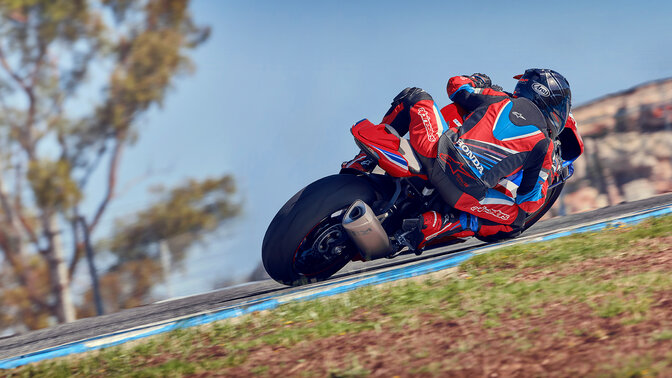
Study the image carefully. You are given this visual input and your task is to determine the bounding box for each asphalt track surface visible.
[2,193,672,364]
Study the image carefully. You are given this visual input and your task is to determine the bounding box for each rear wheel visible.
[262,174,383,286]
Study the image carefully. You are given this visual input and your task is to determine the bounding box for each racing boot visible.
[401,211,479,251]
[340,151,377,174]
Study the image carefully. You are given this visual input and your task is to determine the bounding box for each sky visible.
[83,0,672,296]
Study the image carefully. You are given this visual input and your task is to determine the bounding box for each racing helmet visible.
[512,68,571,138]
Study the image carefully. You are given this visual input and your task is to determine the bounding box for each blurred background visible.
[0,0,671,335]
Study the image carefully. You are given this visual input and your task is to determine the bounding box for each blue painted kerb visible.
[1,205,671,369]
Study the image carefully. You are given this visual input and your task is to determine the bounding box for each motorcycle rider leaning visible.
[342,68,573,250]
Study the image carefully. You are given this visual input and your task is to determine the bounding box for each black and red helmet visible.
[513,68,571,138]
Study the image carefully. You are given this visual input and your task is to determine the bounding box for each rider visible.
[342,68,573,250]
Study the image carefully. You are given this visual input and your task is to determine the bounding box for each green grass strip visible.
[8,215,672,377]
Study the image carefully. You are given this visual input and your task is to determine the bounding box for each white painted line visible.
[83,324,171,348]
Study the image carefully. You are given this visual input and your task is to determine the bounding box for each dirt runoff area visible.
[220,241,672,377]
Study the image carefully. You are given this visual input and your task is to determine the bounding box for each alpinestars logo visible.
[512,111,526,120]
[439,152,475,180]
[417,107,437,142]
[456,139,484,174]
[470,206,510,220]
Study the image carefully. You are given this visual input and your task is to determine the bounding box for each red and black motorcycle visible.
[262,105,583,286]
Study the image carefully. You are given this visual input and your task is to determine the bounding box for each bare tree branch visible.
[78,146,107,189]
[0,45,37,159]
[0,45,28,92]
[29,41,47,86]
[6,159,41,249]
[115,168,155,199]
[0,162,40,249]
[0,93,20,132]
[88,137,124,234]
[68,215,84,281]
[14,159,23,222]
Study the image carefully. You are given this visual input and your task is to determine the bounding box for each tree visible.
[78,176,241,317]
[0,0,215,331]
[77,258,163,319]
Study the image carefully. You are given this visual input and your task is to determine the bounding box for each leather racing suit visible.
[347,75,566,247]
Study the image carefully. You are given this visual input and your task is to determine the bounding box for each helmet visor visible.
[539,94,570,137]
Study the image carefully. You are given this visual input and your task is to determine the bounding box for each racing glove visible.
[468,73,492,88]
[468,73,505,92]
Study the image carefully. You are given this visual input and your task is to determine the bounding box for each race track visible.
[2,193,672,369]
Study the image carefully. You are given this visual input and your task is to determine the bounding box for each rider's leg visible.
[475,220,522,242]
[408,207,525,250]
[350,119,417,177]
[409,210,478,250]
[344,87,446,176]
[381,87,446,158]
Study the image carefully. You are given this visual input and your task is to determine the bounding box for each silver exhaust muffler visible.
[342,200,392,260]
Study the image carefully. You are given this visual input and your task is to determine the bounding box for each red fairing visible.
[558,113,584,161]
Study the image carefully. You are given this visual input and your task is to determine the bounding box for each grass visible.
[652,329,672,342]
[6,215,672,377]
[461,216,672,275]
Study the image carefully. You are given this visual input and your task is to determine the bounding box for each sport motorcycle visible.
[262,104,583,286]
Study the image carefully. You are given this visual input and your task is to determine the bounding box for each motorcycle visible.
[262,104,584,286]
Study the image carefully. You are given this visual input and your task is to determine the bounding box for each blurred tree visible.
[108,176,240,265]
[0,256,51,332]
[0,0,218,331]
[78,258,163,319]
[78,176,241,317]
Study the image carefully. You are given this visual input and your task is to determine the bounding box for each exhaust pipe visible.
[342,200,392,260]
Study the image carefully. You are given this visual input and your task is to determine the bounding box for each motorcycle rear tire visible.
[262,174,380,286]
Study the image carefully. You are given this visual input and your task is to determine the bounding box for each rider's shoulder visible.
[506,97,547,131]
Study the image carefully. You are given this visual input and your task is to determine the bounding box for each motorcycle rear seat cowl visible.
[384,125,423,174]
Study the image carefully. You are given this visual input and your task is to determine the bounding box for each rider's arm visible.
[514,138,555,214]
[446,76,509,113]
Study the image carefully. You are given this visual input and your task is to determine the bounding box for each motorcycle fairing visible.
[558,114,584,162]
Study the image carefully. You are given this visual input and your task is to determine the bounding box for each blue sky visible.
[85,0,672,294]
